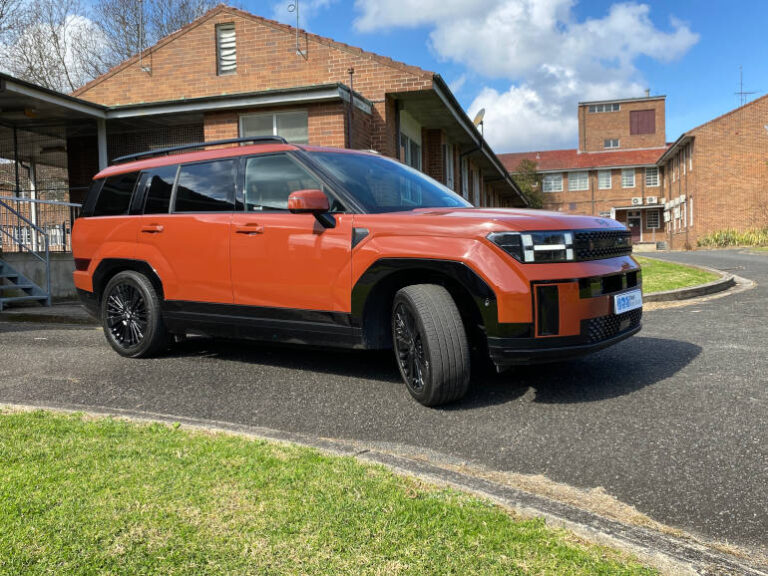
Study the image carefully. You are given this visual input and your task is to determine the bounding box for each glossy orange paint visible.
[231,212,352,311]
[287,189,329,213]
[72,215,140,292]
[134,213,233,303]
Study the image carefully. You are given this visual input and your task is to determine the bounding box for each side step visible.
[0,260,51,312]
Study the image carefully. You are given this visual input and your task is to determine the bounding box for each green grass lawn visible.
[0,410,657,576]
[636,256,719,294]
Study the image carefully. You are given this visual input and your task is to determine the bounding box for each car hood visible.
[412,207,627,232]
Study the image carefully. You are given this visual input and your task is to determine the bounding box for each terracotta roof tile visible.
[500,147,669,172]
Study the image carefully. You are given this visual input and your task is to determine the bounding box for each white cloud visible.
[354,0,698,152]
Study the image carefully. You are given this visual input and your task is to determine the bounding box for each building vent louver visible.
[216,23,237,75]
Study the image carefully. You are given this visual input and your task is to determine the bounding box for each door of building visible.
[627,216,642,243]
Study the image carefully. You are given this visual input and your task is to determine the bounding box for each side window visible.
[92,172,139,217]
[245,154,337,211]
[80,179,104,217]
[174,160,236,213]
[143,165,178,214]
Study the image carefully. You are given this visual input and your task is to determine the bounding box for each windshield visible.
[308,151,472,213]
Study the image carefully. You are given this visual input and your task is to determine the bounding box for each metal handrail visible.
[0,195,82,208]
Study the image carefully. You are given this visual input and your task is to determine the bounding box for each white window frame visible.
[567,171,589,191]
[604,139,619,149]
[645,166,659,187]
[444,142,455,190]
[646,209,660,229]
[621,168,635,188]
[598,170,611,189]
[542,173,563,193]
[240,110,309,144]
[460,157,469,199]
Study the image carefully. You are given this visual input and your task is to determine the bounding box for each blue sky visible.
[238,0,767,153]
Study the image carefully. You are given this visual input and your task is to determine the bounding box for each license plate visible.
[614,289,643,315]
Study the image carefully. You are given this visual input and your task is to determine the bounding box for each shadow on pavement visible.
[458,336,701,409]
[165,335,700,409]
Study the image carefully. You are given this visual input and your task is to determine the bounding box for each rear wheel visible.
[101,270,167,358]
[392,284,470,406]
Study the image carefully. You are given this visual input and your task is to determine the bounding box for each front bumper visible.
[488,309,641,366]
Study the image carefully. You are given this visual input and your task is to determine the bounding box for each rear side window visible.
[174,160,236,213]
[92,172,139,217]
[143,166,178,214]
[80,179,104,218]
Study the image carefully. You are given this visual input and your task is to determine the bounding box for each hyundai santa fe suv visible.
[72,136,642,406]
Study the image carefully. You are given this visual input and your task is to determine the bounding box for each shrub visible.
[697,227,768,247]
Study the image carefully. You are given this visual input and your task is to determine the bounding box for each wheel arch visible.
[351,258,498,350]
[93,259,165,305]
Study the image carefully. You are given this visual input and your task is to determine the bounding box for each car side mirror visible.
[288,189,335,228]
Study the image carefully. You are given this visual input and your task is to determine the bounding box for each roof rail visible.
[112,136,290,164]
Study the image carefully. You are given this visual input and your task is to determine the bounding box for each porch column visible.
[97,119,108,170]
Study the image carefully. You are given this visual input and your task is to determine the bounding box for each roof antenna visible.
[138,0,151,74]
[735,65,756,106]
[287,1,308,59]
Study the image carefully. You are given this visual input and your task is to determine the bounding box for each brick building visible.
[501,95,669,246]
[657,94,768,249]
[64,4,524,207]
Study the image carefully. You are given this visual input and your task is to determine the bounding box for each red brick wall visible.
[578,98,666,152]
[75,7,432,159]
[660,94,768,249]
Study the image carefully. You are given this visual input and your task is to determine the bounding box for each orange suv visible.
[72,137,642,406]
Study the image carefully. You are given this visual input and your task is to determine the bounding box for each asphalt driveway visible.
[1,249,766,560]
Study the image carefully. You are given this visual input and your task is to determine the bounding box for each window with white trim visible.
[689,197,694,227]
[604,138,619,149]
[542,173,563,192]
[621,168,635,188]
[645,166,659,187]
[598,170,611,189]
[241,111,309,144]
[646,209,660,229]
[216,23,237,75]
[588,103,620,113]
[399,133,422,171]
[568,171,589,191]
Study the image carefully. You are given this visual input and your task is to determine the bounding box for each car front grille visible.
[583,309,642,343]
[574,230,633,261]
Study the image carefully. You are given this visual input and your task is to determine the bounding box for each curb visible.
[644,262,737,302]
[2,401,766,576]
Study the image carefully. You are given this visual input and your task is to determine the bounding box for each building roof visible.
[73,4,434,98]
[578,95,666,106]
[500,147,669,173]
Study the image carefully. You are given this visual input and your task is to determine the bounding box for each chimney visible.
[645,89,650,98]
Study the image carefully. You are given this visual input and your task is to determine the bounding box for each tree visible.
[511,158,543,208]
[0,0,104,93]
[0,0,217,93]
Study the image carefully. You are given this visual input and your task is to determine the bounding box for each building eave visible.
[657,134,694,165]
[104,84,372,119]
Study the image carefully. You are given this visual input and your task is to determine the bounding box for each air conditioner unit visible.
[663,211,671,222]
[631,197,643,206]
[646,196,658,205]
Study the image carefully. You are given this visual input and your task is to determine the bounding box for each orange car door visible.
[135,160,236,304]
[230,153,352,312]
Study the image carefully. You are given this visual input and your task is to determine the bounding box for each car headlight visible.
[488,231,575,263]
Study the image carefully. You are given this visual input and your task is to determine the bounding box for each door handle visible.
[235,224,264,235]
[141,224,164,234]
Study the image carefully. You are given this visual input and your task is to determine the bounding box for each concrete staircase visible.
[0,259,50,312]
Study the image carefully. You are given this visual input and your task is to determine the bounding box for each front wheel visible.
[392,284,470,406]
[101,270,168,358]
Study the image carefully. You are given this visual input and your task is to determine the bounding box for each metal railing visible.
[0,194,82,254]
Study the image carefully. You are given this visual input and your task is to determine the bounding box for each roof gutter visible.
[105,84,372,119]
[431,75,528,206]
[657,134,693,165]
[0,73,106,119]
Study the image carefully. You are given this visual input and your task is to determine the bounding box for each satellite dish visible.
[473,108,485,127]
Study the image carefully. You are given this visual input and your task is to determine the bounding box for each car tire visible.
[392,284,470,406]
[101,270,168,358]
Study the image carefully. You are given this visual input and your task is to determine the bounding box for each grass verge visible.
[0,409,657,575]
[636,256,719,294]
